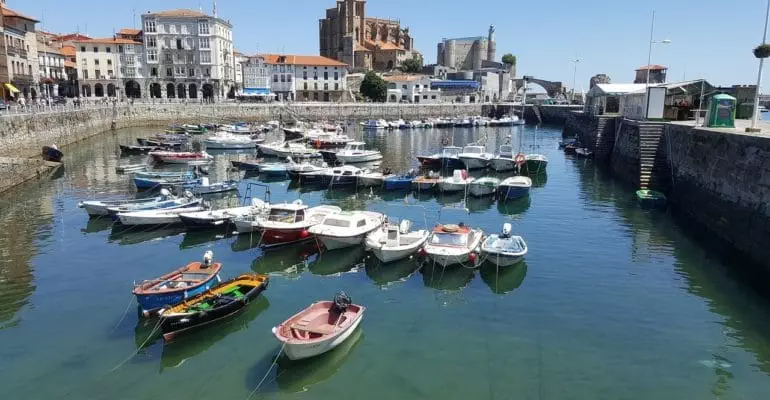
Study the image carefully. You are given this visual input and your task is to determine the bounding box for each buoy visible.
[299,230,310,239]
[418,248,427,257]
[468,252,478,263]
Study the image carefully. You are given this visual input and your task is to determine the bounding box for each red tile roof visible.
[52,33,92,42]
[118,28,141,35]
[145,9,207,18]
[261,54,347,67]
[1,6,39,22]
[60,46,76,57]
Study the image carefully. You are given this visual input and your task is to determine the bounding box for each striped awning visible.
[4,83,20,93]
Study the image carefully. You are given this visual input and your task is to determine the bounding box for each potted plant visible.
[753,43,770,58]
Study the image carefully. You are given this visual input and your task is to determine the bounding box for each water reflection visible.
[251,242,321,277]
[496,196,531,216]
[466,196,495,213]
[420,262,475,291]
[364,256,420,287]
[274,327,363,393]
[479,263,527,295]
[179,230,229,250]
[308,247,366,276]
[81,217,114,234]
[108,225,186,246]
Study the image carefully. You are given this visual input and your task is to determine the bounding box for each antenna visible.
[213,0,217,18]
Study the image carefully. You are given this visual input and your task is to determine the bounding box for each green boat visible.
[182,124,208,134]
[524,154,548,175]
[636,189,667,210]
[165,125,186,134]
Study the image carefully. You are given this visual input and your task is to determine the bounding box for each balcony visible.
[7,47,28,59]
[12,74,34,85]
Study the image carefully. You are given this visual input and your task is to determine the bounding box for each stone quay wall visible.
[0,157,52,194]
[563,111,616,161]
[609,119,641,185]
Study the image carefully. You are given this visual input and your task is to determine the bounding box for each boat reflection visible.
[420,262,475,291]
[496,196,531,216]
[527,172,548,188]
[364,256,420,287]
[81,217,114,234]
[308,246,366,276]
[108,225,186,245]
[275,327,363,394]
[179,230,229,249]
[465,195,495,213]
[479,262,528,295]
[159,297,270,372]
[251,241,321,277]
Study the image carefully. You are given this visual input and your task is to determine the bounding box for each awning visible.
[4,83,20,93]
[243,88,270,95]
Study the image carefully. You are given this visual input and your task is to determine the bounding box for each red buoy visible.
[468,252,477,262]
[299,230,310,239]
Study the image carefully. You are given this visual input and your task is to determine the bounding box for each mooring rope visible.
[110,317,163,372]
[109,294,136,334]
[244,343,286,400]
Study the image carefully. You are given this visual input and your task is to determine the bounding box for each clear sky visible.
[14,0,770,92]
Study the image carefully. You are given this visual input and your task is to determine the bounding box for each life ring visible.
[514,154,526,165]
[442,224,460,233]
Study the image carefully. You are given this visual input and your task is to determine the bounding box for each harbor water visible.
[1,124,770,399]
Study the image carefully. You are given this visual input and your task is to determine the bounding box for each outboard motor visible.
[332,291,352,314]
[501,223,512,239]
[202,250,214,268]
[184,190,194,199]
[159,188,172,199]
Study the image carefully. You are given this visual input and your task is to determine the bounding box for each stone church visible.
[319,0,421,71]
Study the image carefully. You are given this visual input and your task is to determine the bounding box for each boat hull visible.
[336,153,383,163]
[524,160,548,174]
[438,181,468,193]
[425,251,476,268]
[458,156,489,170]
[417,156,440,167]
[261,228,313,247]
[490,158,516,172]
[136,275,220,315]
[317,234,367,250]
[498,186,530,200]
[468,184,496,197]
[279,315,364,361]
[203,141,257,150]
[383,178,413,190]
[441,158,465,169]
[481,252,524,267]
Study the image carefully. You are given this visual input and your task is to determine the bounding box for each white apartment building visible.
[385,75,441,103]
[74,37,142,98]
[141,8,234,100]
[37,44,64,97]
[233,50,246,92]
[239,55,271,100]
[262,54,348,102]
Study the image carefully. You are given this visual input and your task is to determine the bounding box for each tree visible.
[502,53,517,66]
[399,56,423,73]
[360,71,387,102]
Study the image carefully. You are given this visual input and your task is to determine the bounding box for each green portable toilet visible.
[706,94,736,128]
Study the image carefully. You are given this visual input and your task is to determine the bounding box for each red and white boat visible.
[307,132,353,149]
[421,223,484,267]
[150,151,213,165]
[231,200,342,247]
[272,293,365,360]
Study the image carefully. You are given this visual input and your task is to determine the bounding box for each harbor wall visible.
[0,157,57,194]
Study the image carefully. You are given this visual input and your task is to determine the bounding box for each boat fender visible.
[469,252,478,263]
[514,154,526,165]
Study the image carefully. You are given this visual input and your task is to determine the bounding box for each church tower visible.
[487,25,496,62]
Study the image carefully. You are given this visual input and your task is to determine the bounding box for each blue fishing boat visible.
[497,176,532,201]
[439,146,465,169]
[133,169,196,180]
[132,251,223,316]
[384,174,416,190]
[259,164,288,178]
[133,175,201,190]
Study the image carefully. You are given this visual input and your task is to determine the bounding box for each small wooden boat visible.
[575,148,593,158]
[308,211,385,250]
[184,177,239,195]
[231,159,263,172]
[120,144,158,155]
[480,223,528,267]
[133,170,196,180]
[383,172,416,190]
[42,145,63,162]
[233,201,342,246]
[365,219,429,263]
[133,251,222,316]
[636,189,667,210]
[468,177,501,197]
[107,194,198,217]
[79,189,175,217]
[422,223,484,268]
[272,293,365,360]
[497,176,532,201]
[412,173,441,191]
[178,206,253,230]
[116,200,205,225]
[115,163,148,173]
[150,151,213,165]
[160,274,269,341]
[133,176,201,190]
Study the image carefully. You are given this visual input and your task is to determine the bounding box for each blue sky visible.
[15,0,770,92]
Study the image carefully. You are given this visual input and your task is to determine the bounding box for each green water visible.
[1,124,770,399]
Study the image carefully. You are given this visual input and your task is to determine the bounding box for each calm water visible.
[1,124,770,400]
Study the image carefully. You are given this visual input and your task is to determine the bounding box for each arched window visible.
[188,84,198,99]
[166,83,176,98]
[94,83,104,97]
[177,83,186,99]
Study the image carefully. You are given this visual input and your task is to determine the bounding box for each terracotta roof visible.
[636,64,667,71]
[354,44,371,52]
[261,54,347,67]
[145,9,207,18]
[1,6,39,22]
[75,37,143,45]
[38,45,63,55]
[118,28,141,35]
[60,46,76,57]
[384,74,426,82]
[53,33,92,42]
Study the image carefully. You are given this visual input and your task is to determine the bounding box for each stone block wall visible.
[665,124,770,271]
[0,157,51,194]
[610,119,641,186]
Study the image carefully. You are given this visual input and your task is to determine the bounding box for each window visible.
[94,59,99,65]
[199,21,210,35]
[166,68,172,77]
[147,49,158,61]
[199,37,209,49]
[314,82,318,90]
[94,69,101,78]
[169,24,177,34]
[189,68,195,77]
[303,71,307,79]
[280,74,285,82]
[106,47,111,53]
[176,39,182,50]
[165,53,173,63]
[287,75,292,82]
[273,75,278,82]
[304,82,307,90]
[401,95,407,101]
[187,53,195,63]
[107,69,113,77]
[181,24,189,34]
[147,37,156,47]
[334,72,339,80]
[431,95,437,99]
[314,72,318,80]
[83,70,88,79]
[164,38,171,48]
[357,219,366,228]
[80,46,85,52]
[118,45,124,53]
[200,51,211,63]
[423,95,428,99]
[402,84,407,90]
[324,71,328,80]
[204,68,210,77]
[107,59,112,65]
[151,67,158,76]
[186,38,194,49]
[93,47,98,52]
[324,83,328,90]
[335,83,339,90]
[145,20,156,33]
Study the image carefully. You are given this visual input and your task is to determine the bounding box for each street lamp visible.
[570,57,580,104]
[748,0,770,132]
[644,10,671,119]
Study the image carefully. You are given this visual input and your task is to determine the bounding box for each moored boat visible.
[160,273,269,341]
[325,165,364,187]
[105,191,196,216]
[132,251,222,316]
[490,144,517,172]
[117,202,206,226]
[150,151,213,165]
[480,223,527,267]
[575,148,594,158]
[308,211,385,250]
[422,223,484,268]
[272,293,365,360]
[119,144,158,155]
[183,177,239,195]
[636,189,667,210]
[178,206,254,230]
[437,169,472,193]
[365,219,429,263]
[468,177,501,197]
[383,173,416,190]
[497,176,532,200]
[230,159,262,172]
[412,172,441,191]
[320,142,383,164]
[42,145,63,162]
[203,134,260,150]
[233,201,343,247]
[458,145,493,170]
[524,154,548,175]
[78,189,176,217]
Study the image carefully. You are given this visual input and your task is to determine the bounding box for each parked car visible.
[0,100,9,110]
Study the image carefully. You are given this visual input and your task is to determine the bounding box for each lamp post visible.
[644,10,671,119]
[748,0,770,132]
[570,57,580,104]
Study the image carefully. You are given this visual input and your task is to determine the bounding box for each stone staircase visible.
[638,122,670,190]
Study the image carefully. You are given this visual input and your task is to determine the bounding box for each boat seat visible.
[289,323,337,335]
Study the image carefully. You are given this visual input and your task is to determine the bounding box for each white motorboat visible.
[480,223,527,267]
[490,144,517,172]
[79,189,176,217]
[272,293,365,360]
[259,142,319,159]
[150,151,213,165]
[221,124,258,134]
[498,176,532,200]
[308,211,386,250]
[389,119,406,129]
[118,204,207,226]
[178,206,254,230]
[325,165,365,187]
[468,177,501,197]
[233,200,343,247]
[423,223,484,267]
[458,144,493,170]
[360,119,388,129]
[203,133,261,149]
[437,169,473,193]
[286,159,327,181]
[332,142,383,164]
[358,170,388,187]
[365,219,430,263]
[184,177,239,195]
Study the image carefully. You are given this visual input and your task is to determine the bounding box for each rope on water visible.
[110,317,163,372]
[245,343,285,400]
[109,294,136,334]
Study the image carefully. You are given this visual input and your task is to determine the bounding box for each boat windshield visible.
[463,146,483,154]
[268,209,296,223]
[323,218,351,228]
[431,232,467,246]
